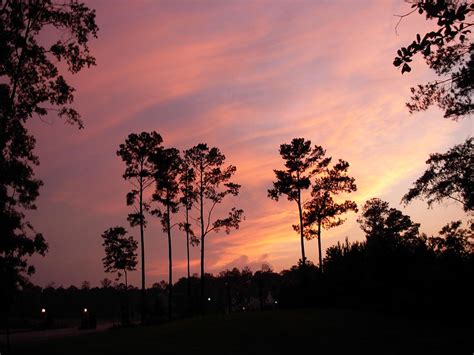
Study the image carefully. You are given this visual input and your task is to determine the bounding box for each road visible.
[1,322,115,344]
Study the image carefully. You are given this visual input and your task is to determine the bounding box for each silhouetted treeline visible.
[4,271,278,328]
[5,200,473,328]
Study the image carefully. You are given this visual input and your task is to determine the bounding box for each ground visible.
[8,308,473,355]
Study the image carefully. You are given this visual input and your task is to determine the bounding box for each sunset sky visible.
[27,0,471,288]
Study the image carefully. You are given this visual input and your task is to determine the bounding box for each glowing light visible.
[207,297,211,302]
[83,308,88,313]
[274,301,278,304]
[242,306,246,311]
[41,308,46,313]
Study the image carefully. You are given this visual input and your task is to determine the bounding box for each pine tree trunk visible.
[317,219,323,273]
[6,313,10,353]
[5,274,11,353]
[186,207,191,300]
[167,204,173,321]
[199,166,205,313]
[124,270,130,325]
[297,187,306,264]
[139,175,146,324]
[200,235,205,312]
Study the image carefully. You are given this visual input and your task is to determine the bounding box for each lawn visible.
[12,308,473,355]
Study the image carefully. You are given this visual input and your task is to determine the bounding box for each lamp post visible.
[41,307,53,328]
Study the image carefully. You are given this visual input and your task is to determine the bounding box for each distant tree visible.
[254,264,274,310]
[356,198,427,304]
[302,159,358,272]
[150,147,182,320]
[116,131,163,324]
[402,137,473,211]
[80,281,91,290]
[101,226,138,325]
[324,238,366,274]
[178,159,199,300]
[219,267,253,311]
[268,138,330,265]
[0,1,98,348]
[184,144,243,308]
[323,237,368,298]
[45,281,56,289]
[357,198,425,278]
[394,1,473,120]
[152,280,168,291]
[358,198,421,245]
[100,278,113,289]
[101,227,138,288]
[428,220,473,257]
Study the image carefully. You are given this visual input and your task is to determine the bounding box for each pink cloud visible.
[27,0,471,287]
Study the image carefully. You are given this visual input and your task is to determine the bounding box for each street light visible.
[41,308,46,314]
[83,308,88,313]
[207,297,211,302]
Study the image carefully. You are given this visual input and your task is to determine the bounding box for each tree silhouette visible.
[358,198,422,255]
[100,278,113,289]
[302,159,357,272]
[402,137,473,212]
[394,1,473,120]
[150,147,181,320]
[0,1,98,349]
[321,199,465,315]
[184,144,243,309]
[101,226,138,325]
[116,131,163,324]
[101,227,138,288]
[268,138,330,265]
[356,198,425,303]
[179,159,199,301]
[80,280,91,290]
[428,220,473,258]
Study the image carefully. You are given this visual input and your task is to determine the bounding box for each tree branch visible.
[143,178,154,190]
[394,8,417,36]
[205,200,218,235]
[127,180,138,189]
[446,194,466,207]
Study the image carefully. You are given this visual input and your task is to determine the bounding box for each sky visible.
[27,0,472,288]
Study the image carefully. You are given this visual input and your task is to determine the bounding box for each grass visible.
[12,308,473,355]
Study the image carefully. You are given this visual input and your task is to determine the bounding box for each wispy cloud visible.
[27,0,470,287]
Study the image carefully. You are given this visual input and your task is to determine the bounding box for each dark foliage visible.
[324,198,473,319]
[116,131,163,323]
[428,219,473,257]
[101,227,138,282]
[0,2,97,345]
[402,137,473,211]
[7,203,472,330]
[178,159,199,302]
[394,0,473,119]
[150,147,182,320]
[184,144,243,307]
[101,226,137,326]
[301,159,358,271]
[268,138,330,265]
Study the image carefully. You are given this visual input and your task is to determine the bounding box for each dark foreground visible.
[9,308,473,355]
